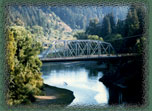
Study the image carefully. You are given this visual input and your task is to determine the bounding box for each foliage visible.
[8,6,130,49]
[74,31,103,41]
[8,5,146,54]
[6,26,43,105]
[116,19,125,36]
[50,6,128,29]
[73,31,88,40]
[85,13,116,39]
[81,5,146,54]
[8,6,76,47]
[121,4,146,53]
[88,35,103,41]
[104,34,123,53]
[86,18,100,36]
[135,36,146,53]
[102,16,112,37]
[124,8,140,36]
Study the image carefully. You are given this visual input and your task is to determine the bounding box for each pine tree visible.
[124,7,140,37]
[102,16,112,38]
[116,19,125,36]
[108,13,116,33]
[86,18,99,35]
[123,6,140,53]
[135,5,146,35]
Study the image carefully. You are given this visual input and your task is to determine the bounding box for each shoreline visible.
[99,56,144,105]
[33,84,75,106]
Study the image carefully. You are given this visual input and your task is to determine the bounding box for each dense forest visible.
[8,6,76,48]
[6,4,147,105]
[74,4,146,53]
[8,5,129,47]
[49,6,128,29]
[8,5,146,53]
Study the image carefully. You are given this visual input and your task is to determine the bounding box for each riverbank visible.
[33,84,75,106]
[99,55,145,105]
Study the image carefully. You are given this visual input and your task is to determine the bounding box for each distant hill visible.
[8,6,76,46]
[49,6,129,29]
[8,5,129,46]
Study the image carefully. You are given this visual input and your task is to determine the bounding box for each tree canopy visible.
[6,26,43,105]
[74,5,147,54]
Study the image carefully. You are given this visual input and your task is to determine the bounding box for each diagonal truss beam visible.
[41,40,116,58]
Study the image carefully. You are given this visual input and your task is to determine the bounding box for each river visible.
[41,61,109,106]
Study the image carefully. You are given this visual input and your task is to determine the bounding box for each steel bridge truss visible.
[42,40,115,58]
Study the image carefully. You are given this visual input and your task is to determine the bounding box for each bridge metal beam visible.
[40,40,116,59]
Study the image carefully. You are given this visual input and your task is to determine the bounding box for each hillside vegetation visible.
[74,4,146,53]
[50,6,128,29]
[8,5,129,46]
[8,6,76,47]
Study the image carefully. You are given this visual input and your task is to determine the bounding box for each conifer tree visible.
[102,16,112,38]
[108,13,116,33]
[86,18,99,35]
[124,7,140,37]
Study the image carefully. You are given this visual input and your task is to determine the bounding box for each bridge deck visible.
[40,54,140,62]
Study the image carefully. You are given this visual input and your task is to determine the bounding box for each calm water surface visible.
[41,61,109,106]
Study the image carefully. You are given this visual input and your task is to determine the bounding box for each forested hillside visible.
[74,4,147,53]
[8,5,128,46]
[8,6,76,47]
[49,6,129,29]
[8,5,146,53]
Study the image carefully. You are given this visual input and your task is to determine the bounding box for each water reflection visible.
[41,61,109,106]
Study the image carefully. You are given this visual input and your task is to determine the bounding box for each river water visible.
[41,61,109,106]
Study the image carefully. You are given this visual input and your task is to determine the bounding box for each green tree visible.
[102,16,112,38]
[88,35,103,41]
[124,8,140,36]
[116,19,125,36]
[135,36,146,54]
[104,34,123,53]
[122,6,141,53]
[73,31,88,40]
[114,5,146,53]
[108,13,116,33]
[6,26,43,105]
[133,4,146,35]
[31,25,44,35]
[86,18,100,35]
